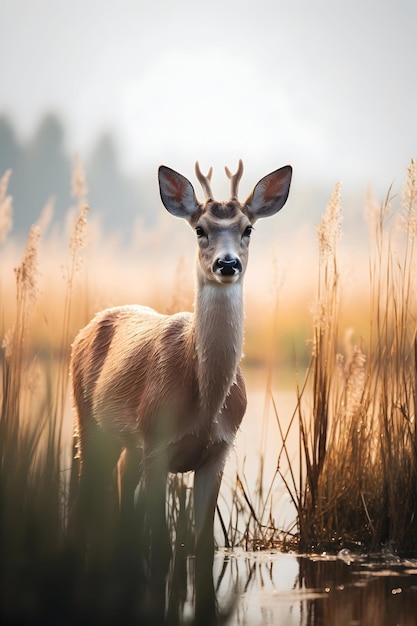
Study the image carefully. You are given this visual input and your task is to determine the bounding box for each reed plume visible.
[1,225,41,437]
[288,159,417,554]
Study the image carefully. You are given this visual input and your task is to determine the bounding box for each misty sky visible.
[1,0,416,195]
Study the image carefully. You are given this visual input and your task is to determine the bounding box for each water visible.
[219,386,299,539]
[63,378,417,624]
[208,383,417,625]
[177,549,417,626]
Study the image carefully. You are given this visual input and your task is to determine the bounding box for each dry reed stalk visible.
[0,221,64,624]
[290,160,417,554]
[294,184,371,549]
[1,225,41,440]
[369,158,417,551]
[293,183,344,548]
[60,160,91,522]
[54,158,89,432]
[349,162,417,550]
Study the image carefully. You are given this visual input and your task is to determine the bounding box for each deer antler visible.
[195,162,214,200]
[225,159,244,200]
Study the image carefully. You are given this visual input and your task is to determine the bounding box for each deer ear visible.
[158,166,200,218]
[244,165,292,223]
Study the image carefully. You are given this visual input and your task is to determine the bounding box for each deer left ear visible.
[158,165,200,219]
[244,165,292,223]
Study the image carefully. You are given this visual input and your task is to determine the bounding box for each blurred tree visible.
[0,113,155,239]
[15,113,72,233]
[87,133,139,236]
[0,115,20,176]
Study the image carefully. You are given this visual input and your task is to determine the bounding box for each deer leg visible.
[142,447,171,623]
[116,445,144,556]
[119,445,142,518]
[144,450,171,575]
[193,443,229,624]
[76,419,122,558]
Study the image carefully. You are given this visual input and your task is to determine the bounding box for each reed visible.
[283,159,417,554]
[0,187,67,622]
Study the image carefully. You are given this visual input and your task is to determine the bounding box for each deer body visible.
[72,288,245,473]
[71,160,292,614]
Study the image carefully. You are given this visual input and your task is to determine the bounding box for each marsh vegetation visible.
[1,159,416,623]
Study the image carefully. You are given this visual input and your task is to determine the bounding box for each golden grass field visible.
[0,159,416,622]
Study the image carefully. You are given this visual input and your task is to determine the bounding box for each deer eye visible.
[195,226,206,238]
[243,225,253,238]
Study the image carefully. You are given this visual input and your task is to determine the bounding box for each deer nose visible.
[214,257,242,276]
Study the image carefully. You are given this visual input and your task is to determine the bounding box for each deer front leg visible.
[193,443,229,623]
[119,446,142,518]
[143,447,171,623]
[74,419,122,558]
[144,449,171,575]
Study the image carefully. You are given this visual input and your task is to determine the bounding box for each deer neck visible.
[193,276,245,422]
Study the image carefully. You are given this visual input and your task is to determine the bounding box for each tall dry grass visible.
[0,162,98,624]
[279,159,417,554]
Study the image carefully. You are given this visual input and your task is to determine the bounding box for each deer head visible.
[158,160,292,285]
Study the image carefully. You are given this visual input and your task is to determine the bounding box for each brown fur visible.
[71,303,246,472]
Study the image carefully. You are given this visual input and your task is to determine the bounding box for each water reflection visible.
[164,549,417,625]
[296,553,417,626]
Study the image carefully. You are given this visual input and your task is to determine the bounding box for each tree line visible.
[0,113,153,239]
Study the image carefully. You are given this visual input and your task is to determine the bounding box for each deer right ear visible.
[244,165,292,223]
[158,166,200,219]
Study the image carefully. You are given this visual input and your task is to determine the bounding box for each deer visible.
[70,159,292,619]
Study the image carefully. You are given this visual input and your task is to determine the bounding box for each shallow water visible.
[179,549,417,626]
[63,379,417,624]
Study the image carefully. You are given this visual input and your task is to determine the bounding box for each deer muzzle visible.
[214,257,242,276]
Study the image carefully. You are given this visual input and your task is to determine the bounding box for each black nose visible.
[215,258,242,276]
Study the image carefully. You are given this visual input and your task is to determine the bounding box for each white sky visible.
[1,0,416,193]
